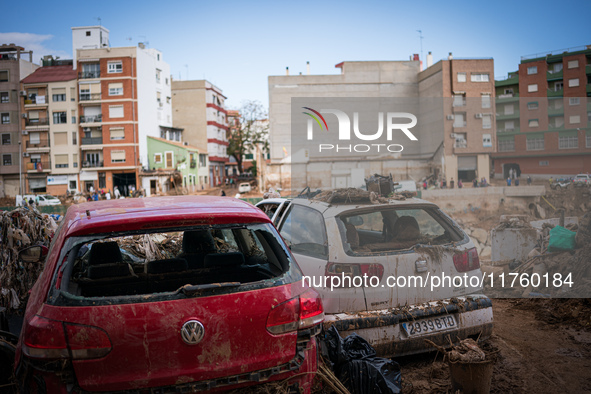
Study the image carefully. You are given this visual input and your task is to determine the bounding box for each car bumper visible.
[323,296,493,358]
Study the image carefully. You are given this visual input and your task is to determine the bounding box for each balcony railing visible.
[26,139,50,149]
[454,140,467,149]
[80,93,102,101]
[190,160,197,168]
[79,71,101,79]
[80,115,102,123]
[26,161,50,171]
[81,136,103,145]
[24,95,47,105]
[547,88,563,97]
[453,122,467,128]
[82,160,104,168]
[25,118,49,126]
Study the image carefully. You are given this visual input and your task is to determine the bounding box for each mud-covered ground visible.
[399,298,591,393]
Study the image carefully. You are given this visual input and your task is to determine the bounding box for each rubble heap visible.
[0,203,58,312]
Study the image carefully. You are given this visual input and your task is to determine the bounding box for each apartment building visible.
[74,26,173,194]
[493,45,591,178]
[171,80,229,187]
[267,56,495,190]
[0,44,37,197]
[21,61,79,195]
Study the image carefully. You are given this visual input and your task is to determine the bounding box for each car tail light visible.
[266,289,324,335]
[325,262,384,287]
[453,247,480,273]
[22,315,112,360]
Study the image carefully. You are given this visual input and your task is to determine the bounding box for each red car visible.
[15,196,323,393]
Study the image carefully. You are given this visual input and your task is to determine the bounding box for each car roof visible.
[62,196,271,237]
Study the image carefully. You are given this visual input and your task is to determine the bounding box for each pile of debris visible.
[0,203,58,312]
[464,226,492,260]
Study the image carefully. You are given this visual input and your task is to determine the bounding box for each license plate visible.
[402,315,457,337]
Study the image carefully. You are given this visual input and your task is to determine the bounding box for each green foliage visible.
[228,100,269,174]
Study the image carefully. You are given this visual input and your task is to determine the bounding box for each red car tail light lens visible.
[266,290,324,335]
[65,323,112,359]
[325,262,384,287]
[22,315,69,359]
[453,247,480,273]
[22,315,112,360]
[299,289,324,329]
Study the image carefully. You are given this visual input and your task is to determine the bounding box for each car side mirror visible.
[19,245,48,263]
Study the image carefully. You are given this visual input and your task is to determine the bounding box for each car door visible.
[255,200,290,227]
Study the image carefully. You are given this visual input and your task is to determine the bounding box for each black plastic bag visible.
[322,326,401,394]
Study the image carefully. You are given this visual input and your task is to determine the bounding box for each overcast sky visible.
[2,0,589,108]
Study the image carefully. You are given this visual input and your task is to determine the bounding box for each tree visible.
[227,101,269,174]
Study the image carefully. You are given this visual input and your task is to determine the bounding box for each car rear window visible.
[49,223,301,305]
[336,207,463,255]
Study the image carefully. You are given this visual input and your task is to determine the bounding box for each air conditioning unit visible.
[446,114,454,120]
[20,90,27,97]
[22,130,28,135]
[475,113,483,119]
[23,152,30,157]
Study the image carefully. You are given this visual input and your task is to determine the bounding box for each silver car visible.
[257,196,493,357]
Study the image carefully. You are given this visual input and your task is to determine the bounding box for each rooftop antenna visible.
[96,17,102,27]
[416,30,424,61]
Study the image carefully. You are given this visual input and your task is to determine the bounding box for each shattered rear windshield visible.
[337,207,463,255]
[51,223,300,303]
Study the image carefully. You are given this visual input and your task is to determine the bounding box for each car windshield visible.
[43,195,58,200]
[53,223,299,303]
[336,207,463,255]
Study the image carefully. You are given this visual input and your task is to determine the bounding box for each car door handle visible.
[415,260,428,273]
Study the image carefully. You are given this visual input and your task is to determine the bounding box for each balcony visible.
[81,136,103,145]
[546,70,563,81]
[82,160,104,168]
[80,93,102,101]
[496,110,520,121]
[25,118,49,126]
[80,115,102,123]
[190,160,197,169]
[454,140,467,149]
[496,93,519,103]
[586,64,591,75]
[24,95,47,106]
[26,139,50,149]
[547,88,563,98]
[547,106,564,116]
[79,71,100,79]
[26,161,50,172]
[497,127,520,133]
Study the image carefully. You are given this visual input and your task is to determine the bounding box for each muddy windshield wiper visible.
[179,282,241,296]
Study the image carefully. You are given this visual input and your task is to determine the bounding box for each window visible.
[72,131,77,145]
[568,78,580,87]
[108,61,123,73]
[73,153,78,168]
[2,133,10,145]
[554,82,563,91]
[569,98,580,106]
[154,153,162,163]
[504,88,514,95]
[110,127,125,140]
[1,113,9,124]
[453,112,466,128]
[551,63,563,73]
[567,60,579,69]
[0,70,8,82]
[539,161,549,166]
[470,73,489,82]
[86,31,91,36]
[54,132,68,145]
[52,94,66,102]
[157,91,162,103]
[99,172,106,189]
[454,133,467,148]
[504,104,514,115]
[452,94,465,107]
[528,84,538,92]
[558,135,577,149]
[3,154,12,165]
[108,83,123,96]
[111,150,126,163]
[482,114,492,129]
[199,154,207,167]
[279,205,328,259]
[457,72,466,82]
[527,102,539,110]
[481,94,491,108]
[0,92,9,103]
[53,111,67,124]
[165,151,173,168]
[504,120,515,132]
[498,138,515,152]
[55,154,69,168]
[482,134,492,148]
[570,115,581,124]
[245,153,254,160]
[69,180,77,190]
[527,66,537,74]
[156,69,161,83]
[527,137,544,151]
[528,119,539,127]
[109,105,124,118]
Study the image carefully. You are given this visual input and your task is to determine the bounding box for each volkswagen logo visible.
[180,320,205,345]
